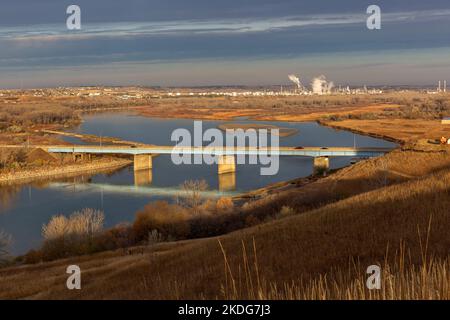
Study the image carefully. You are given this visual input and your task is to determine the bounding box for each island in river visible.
[218,123,299,137]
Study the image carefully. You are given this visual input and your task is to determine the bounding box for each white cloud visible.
[2,9,450,42]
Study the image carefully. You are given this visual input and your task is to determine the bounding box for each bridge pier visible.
[313,156,329,176]
[134,154,153,171]
[218,155,236,175]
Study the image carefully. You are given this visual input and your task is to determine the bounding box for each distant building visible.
[442,117,450,125]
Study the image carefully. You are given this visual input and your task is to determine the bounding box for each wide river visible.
[0,114,396,255]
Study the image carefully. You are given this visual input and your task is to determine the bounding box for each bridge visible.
[3,144,393,190]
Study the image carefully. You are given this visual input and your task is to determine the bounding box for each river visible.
[0,114,396,255]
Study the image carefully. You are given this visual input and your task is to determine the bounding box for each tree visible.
[177,180,209,215]
[0,231,11,266]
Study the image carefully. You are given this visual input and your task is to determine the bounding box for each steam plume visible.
[288,74,302,90]
[311,75,334,95]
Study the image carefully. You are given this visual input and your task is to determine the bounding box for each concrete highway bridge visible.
[3,144,393,190]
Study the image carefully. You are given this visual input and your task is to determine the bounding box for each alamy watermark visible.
[367,5,381,30]
[170,121,280,176]
[66,5,81,30]
[366,265,381,290]
[66,265,81,290]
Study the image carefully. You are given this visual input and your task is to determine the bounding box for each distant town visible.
[2,81,449,104]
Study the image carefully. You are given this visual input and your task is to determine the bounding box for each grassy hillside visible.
[1,149,449,300]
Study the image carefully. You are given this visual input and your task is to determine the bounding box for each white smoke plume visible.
[288,74,302,90]
[311,75,334,95]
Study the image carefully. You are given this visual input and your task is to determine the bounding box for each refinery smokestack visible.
[288,74,302,92]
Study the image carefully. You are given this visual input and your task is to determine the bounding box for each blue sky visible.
[0,0,449,88]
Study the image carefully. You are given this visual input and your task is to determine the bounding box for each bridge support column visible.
[313,156,329,176]
[218,155,236,175]
[134,154,153,171]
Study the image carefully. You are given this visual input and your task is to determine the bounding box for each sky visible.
[0,0,450,88]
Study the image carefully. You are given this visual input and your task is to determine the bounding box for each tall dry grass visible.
[219,235,450,300]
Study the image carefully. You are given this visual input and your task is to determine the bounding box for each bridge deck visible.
[1,145,393,157]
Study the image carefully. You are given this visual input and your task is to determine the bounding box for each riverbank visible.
[0,158,132,185]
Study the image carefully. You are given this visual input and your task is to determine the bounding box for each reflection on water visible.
[218,172,236,191]
[0,185,21,213]
[134,169,153,186]
[47,182,237,198]
[0,114,396,255]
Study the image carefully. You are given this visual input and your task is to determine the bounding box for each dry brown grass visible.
[239,149,450,220]
[135,91,450,122]
[322,118,450,144]
[219,237,450,300]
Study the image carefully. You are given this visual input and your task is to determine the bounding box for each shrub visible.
[216,197,234,213]
[277,206,296,218]
[133,201,190,242]
[0,231,11,266]
[42,215,69,240]
[41,208,105,260]
[147,230,164,246]
[95,223,133,250]
[42,208,104,240]
[23,249,43,265]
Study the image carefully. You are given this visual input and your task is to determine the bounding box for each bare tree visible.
[0,231,11,266]
[177,180,209,215]
[42,208,104,240]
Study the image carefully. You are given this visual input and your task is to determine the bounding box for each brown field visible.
[322,119,450,145]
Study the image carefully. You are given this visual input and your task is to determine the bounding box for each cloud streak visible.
[2,9,450,42]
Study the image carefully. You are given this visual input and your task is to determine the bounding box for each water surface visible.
[0,114,395,254]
